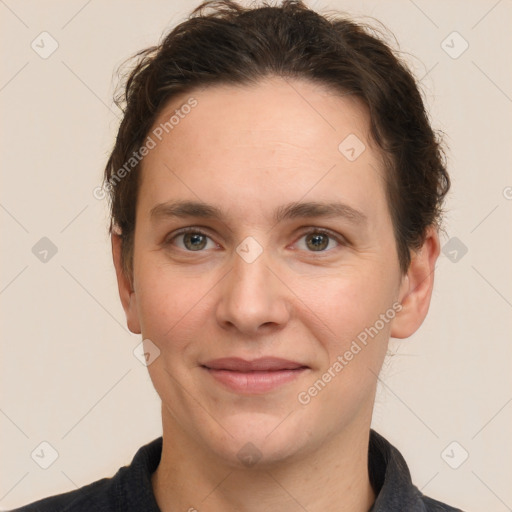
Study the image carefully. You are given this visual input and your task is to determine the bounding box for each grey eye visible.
[182,232,209,251]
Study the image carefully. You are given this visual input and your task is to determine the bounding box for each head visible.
[106,0,449,467]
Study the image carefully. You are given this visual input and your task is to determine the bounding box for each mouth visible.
[200,357,310,394]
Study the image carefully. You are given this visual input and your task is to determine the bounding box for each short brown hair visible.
[104,0,450,278]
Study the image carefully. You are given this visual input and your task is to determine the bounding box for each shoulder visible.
[421,495,466,511]
[8,437,163,512]
[7,475,119,511]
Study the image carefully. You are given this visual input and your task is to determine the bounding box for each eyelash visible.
[165,226,347,254]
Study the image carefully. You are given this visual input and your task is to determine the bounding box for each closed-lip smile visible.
[201,357,310,394]
[201,356,309,372]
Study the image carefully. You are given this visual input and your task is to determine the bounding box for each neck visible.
[152,410,376,512]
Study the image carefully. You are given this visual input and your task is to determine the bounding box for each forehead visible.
[137,77,388,225]
[152,77,371,151]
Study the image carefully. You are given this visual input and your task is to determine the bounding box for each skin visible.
[112,77,440,512]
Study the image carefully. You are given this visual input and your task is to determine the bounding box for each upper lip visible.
[201,357,308,372]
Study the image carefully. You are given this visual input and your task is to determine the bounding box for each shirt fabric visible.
[10,429,465,511]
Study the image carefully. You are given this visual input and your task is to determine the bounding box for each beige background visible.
[1,1,511,510]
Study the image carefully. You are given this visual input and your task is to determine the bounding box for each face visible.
[113,77,436,467]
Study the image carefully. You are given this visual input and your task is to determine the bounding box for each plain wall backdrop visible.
[1,1,511,510]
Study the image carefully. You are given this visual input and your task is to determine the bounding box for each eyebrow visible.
[150,200,367,226]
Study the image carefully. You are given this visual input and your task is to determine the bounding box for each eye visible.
[295,228,344,252]
[165,227,345,254]
[167,228,217,252]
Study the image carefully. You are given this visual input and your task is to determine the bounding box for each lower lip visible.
[203,367,308,394]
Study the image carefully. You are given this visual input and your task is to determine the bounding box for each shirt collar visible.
[120,429,426,511]
[368,428,425,511]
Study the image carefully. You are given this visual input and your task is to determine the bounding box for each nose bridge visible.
[216,236,289,333]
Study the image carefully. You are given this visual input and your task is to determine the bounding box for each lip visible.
[202,357,308,372]
[201,357,309,394]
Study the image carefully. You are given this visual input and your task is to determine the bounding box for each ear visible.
[111,232,141,334]
[391,226,440,339]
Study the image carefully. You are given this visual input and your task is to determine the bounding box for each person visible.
[11,0,465,510]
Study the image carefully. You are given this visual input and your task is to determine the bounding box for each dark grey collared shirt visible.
[10,429,465,511]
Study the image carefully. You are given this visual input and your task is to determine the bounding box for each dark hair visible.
[104,0,449,279]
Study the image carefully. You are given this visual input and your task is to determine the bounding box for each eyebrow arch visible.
[150,199,367,225]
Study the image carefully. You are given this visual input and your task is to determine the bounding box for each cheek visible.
[313,266,398,359]
[291,273,395,441]
[135,261,190,341]
[134,255,220,357]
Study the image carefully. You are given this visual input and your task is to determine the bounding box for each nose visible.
[215,244,291,335]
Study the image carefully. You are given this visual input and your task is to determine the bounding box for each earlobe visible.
[111,233,141,334]
[390,227,440,339]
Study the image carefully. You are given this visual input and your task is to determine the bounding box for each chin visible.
[202,410,316,469]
